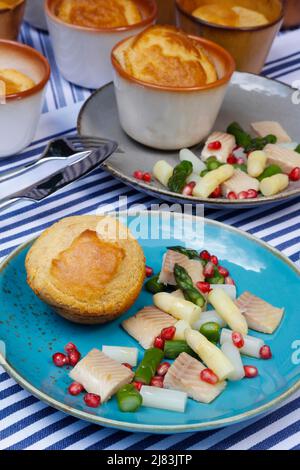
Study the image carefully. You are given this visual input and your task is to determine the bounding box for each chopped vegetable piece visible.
[179,148,206,174]
[208,288,248,335]
[199,322,221,344]
[174,264,205,308]
[116,384,143,412]
[257,164,283,181]
[193,164,234,198]
[245,134,277,153]
[247,150,267,177]
[227,122,252,148]
[140,386,187,412]
[134,348,164,385]
[193,310,227,330]
[259,174,289,196]
[164,340,197,360]
[168,246,200,260]
[102,346,138,367]
[295,144,300,154]
[174,320,191,340]
[153,292,202,324]
[145,275,166,294]
[220,328,264,358]
[168,160,193,194]
[221,342,245,381]
[153,160,174,187]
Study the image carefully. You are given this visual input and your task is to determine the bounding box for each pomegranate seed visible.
[196,281,211,294]
[210,186,222,198]
[232,331,245,349]
[52,352,69,367]
[228,191,238,200]
[200,250,211,261]
[227,154,237,164]
[208,140,222,151]
[244,365,258,378]
[225,276,235,285]
[145,266,153,277]
[122,363,133,370]
[203,261,215,278]
[236,157,245,165]
[133,170,143,180]
[143,172,152,183]
[84,393,101,408]
[68,382,84,396]
[157,362,171,377]
[68,349,81,367]
[188,181,196,189]
[210,255,218,265]
[161,326,176,341]
[289,167,300,181]
[64,342,77,354]
[259,345,272,360]
[247,189,258,199]
[133,381,143,391]
[150,376,164,388]
[238,191,248,200]
[182,184,193,196]
[200,368,219,385]
[218,265,229,277]
[154,336,165,350]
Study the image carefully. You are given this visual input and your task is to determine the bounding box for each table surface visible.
[0,23,300,451]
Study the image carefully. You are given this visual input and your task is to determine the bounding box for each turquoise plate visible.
[1,212,300,433]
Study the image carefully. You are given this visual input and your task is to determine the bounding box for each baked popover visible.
[113,25,218,88]
[0,69,35,95]
[25,216,145,324]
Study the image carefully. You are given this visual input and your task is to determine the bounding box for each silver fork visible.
[0,135,122,183]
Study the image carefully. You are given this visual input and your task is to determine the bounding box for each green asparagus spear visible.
[116,384,143,412]
[295,144,300,154]
[200,169,210,177]
[205,266,225,284]
[168,246,200,260]
[233,163,247,173]
[145,275,166,294]
[164,340,198,359]
[168,160,193,194]
[134,348,164,385]
[200,322,221,344]
[257,164,283,181]
[174,264,205,308]
[206,159,224,171]
[227,122,252,148]
[245,134,277,153]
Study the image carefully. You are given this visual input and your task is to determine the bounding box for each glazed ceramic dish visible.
[0,212,299,433]
[0,40,50,158]
[111,30,235,150]
[77,73,300,209]
[24,0,48,31]
[45,0,157,89]
[156,0,176,24]
[0,0,25,40]
[175,0,283,74]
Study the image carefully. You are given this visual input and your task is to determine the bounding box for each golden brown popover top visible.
[56,0,142,28]
[0,69,35,95]
[113,25,218,87]
[192,4,268,28]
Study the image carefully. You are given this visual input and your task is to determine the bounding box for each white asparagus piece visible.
[259,174,289,197]
[140,386,187,413]
[174,320,191,340]
[220,328,264,359]
[179,148,207,174]
[153,292,202,325]
[193,164,234,198]
[208,288,248,335]
[209,284,237,300]
[102,346,138,367]
[153,160,174,187]
[187,172,202,185]
[221,342,245,381]
[193,310,227,330]
[247,150,267,177]
[185,329,234,381]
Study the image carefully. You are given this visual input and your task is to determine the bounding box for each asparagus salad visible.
[52,246,284,414]
[134,120,300,200]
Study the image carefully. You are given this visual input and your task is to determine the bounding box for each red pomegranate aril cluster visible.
[232,331,245,349]
[210,185,222,198]
[218,266,229,277]
[208,140,222,151]
[84,393,101,408]
[161,326,176,341]
[227,191,238,200]
[244,365,258,378]
[237,189,258,200]
[289,167,300,181]
[145,266,153,277]
[200,250,211,261]
[203,261,215,278]
[182,181,196,196]
[65,342,77,354]
[53,343,81,368]
[68,382,84,396]
[133,170,152,183]
[150,376,164,388]
[210,255,218,266]
[200,368,219,385]
[68,349,81,367]
[154,336,165,350]
[196,281,211,294]
[238,191,248,200]
[157,362,170,377]
[259,345,272,360]
[52,352,69,367]
[227,154,237,164]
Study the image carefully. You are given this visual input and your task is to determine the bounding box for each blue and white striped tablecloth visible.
[0,23,300,451]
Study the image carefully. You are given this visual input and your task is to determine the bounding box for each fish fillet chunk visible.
[159,249,204,286]
[122,306,176,349]
[221,169,259,196]
[201,132,236,163]
[70,349,134,402]
[236,291,284,334]
[164,352,226,403]
[251,121,291,143]
[264,144,300,174]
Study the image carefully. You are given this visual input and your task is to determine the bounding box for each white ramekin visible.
[45,0,157,89]
[0,40,50,158]
[24,0,48,31]
[111,34,235,150]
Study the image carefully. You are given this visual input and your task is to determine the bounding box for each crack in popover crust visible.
[25,216,145,324]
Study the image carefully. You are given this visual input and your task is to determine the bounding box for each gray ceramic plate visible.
[77,73,300,209]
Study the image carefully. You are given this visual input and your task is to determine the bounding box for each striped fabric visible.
[0,22,300,450]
